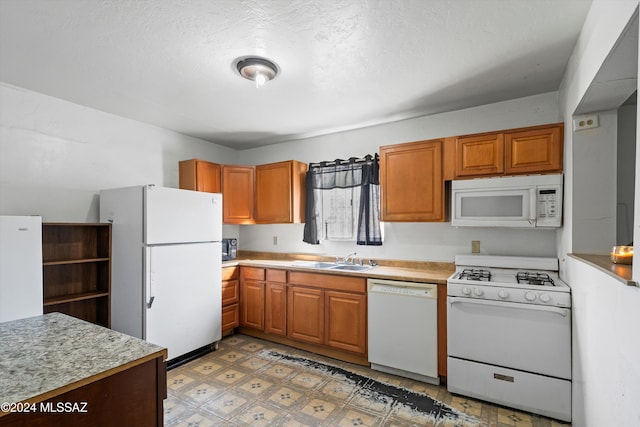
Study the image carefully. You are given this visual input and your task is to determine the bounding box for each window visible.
[303,155,382,245]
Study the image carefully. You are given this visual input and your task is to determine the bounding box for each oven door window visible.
[447,297,571,379]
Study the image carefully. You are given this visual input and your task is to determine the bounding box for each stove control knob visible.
[473,288,484,297]
[462,287,472,296]
[524,292,536,302]
[539,293,551,303]
[498,290,509,299]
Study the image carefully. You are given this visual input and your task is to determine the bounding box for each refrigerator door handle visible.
[146,247,155,309]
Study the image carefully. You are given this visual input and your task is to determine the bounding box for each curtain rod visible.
[308,154,377,169]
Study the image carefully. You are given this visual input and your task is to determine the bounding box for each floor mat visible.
[260,349,478,425]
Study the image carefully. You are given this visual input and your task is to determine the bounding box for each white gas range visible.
[447,255,572,422]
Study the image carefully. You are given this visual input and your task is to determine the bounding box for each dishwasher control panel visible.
[367,279,437,299]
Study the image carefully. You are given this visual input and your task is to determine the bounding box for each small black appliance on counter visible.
[222,238,237,261]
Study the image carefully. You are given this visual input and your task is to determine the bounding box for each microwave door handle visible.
[529,189,537,224]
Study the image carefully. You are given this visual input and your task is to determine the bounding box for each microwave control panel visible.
[536,186,562,227]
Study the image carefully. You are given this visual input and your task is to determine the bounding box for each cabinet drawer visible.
[241,266,265,281]
[266,269,287,283]
[288,271,366,293]
[222,266,239,281]
[222,303,239,331]
[222,279,239,306]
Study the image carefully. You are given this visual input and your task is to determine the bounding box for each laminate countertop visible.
[0,312,167,414]
[223,255,455,285]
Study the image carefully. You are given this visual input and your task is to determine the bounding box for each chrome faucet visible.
[340,251,357,265]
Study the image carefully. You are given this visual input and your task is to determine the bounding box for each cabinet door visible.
[222,279,239,306]
[380,139,444,221]
[287,286,323,345]
[505,125,562,174]
[179,159,221,193]
[255,161,306,224]
[455,133,504,177]
[265,283,287,336]
[222,303,239,332]
[240,280,264,330]
[325,291,366,354]
[222,165,255,224]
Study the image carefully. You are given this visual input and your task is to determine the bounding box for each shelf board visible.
[44,291,110,306]
[43,257,110,266]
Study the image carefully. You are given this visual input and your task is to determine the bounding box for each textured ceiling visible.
[0,0,592,149]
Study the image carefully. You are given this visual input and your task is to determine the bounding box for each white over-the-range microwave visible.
[451,173,563,228]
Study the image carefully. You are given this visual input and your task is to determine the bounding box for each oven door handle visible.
[448,296,569,317]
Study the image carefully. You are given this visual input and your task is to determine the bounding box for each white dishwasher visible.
[367,278,439,385]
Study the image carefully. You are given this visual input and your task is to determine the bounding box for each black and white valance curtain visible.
[303,154,382,245]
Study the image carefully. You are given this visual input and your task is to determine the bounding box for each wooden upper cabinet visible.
[455,133,504,177]
[255,160,307,224]
[179,159,221,193]
[222,165,255,224]
[505,125,563,174]
[453,123,563,178]
[380,139,444,222]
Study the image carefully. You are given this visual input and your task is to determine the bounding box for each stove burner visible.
[458,268,492,281]
[516,272,555,286]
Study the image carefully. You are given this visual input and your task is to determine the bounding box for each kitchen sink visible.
[291,260,337,269]
[290,260,375,272]
[329,264,374,271]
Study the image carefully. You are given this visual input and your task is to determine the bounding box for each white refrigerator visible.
[0,215,43,323]
[100,185,222,362]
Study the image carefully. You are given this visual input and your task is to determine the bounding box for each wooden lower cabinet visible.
[287,271,367,356]
[221,266,240,334]
[1,357,166,427]
[240,280,265,331]
[325,291,366,354]
[287,286,324,345]
[266,282,287,336]
[222,304,239,332]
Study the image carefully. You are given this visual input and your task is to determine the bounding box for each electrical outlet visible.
[471,240,480,253]
[273,236,278,246]
[573,114,599,131]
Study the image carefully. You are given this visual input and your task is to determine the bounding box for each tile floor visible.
[164,334,571,427]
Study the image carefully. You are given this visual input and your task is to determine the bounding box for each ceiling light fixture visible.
[235,56,279,88]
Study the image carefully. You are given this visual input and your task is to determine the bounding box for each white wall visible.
[557,0,640,425]
[618,103,637,245]
[567,257,640,427]
[0,83,238,222]
[572,110,618,253]
[237,92,561,262]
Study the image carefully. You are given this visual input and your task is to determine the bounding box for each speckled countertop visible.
[0,312,167,409]
[224,252,455,284]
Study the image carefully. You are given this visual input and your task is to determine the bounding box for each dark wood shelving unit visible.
[42,223,112,328]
